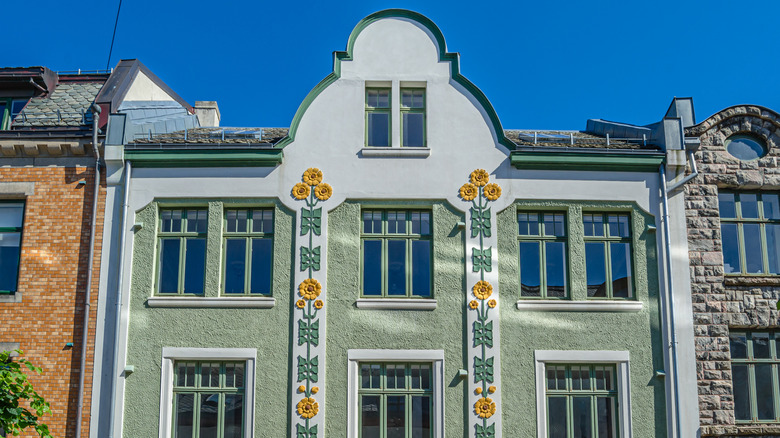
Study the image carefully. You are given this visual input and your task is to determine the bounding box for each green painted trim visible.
[125,149,283,168]
[510,151,665,172]
[275,9,515,151]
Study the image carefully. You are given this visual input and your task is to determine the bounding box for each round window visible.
[725,134,768,160]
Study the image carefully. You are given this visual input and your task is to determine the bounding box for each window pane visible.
[363,240,382,295]
[223,394,243,438]
[547,397,567,438]
[767,224,780,274]
[387,240,407,296]
[162,210,182,233]
[253,210,273,233]
[721,223,741,274]
[199,393,219,438]
[420,364,431,390]
[187,210,207,233]
[547,367,557,390]
[387,211,406,234]
[546,242,567,298]
[250,239,273,294]
[543,213,565,237]
[765,194,780,219]
[597,397,616,438]
[755,364,775,420]
[361,364,371,388]
[183,238,206,294]
[584,214,604,237]
[411,396,431,438]
[368,113,390,147]
[159,239,181,293]
[571,367,583,390]
[754,333,772,358]
[610,242,632,298]
[403,113,424,147]
[361,395,381,438]
[386,396,406,438]
[572,396,593,438]
[741,194,759,218]
[586,242,606,297]
[730,333,748,359]
[402,90,424,108]
[594,367,606,391]
[224,239,246,294]
[519,242,541,297]
[10,100,26,121]
[412,240,431,297]
[177,362,196,387]
[371,364,381,388]
[718,193,736,218]
[233,363,244,388]
[174,394,194,438]
[367,89,390,108]
[733,364,751,420]
[201,363,220,387]
[0,204,23,228]
[557,368,566,390]
[0,233,21,292]
[411,212,431,235]
[364,212,382,234]
[518,213,539,236]
[743,224,764,273]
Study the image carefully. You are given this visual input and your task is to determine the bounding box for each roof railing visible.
[517,131,649,147]
[55,68,114,75]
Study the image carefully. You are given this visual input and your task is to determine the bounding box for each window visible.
[518,212,567,298]
[583,213,632,299]
[158,209,208,294]
[223,209,273,295]
[362,210,431,297]
[545,364,618,438]
[730,331,780,422]
[400,89,425,147]
[0,202,24,293]
[348,350,444,438]
[359,363,432,437]
[0,99,27,130]
[725,134,768,161]
[719,192,780,275]
[366,89,391,147]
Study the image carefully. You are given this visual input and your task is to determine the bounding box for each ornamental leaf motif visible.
[296,423,318,438]
[474,356,494,383]
[473,320,494,348]
[300,246,321,271]
[472,248,492,273]
[298,319,320,346]
[470,207,492,238]
[301,207,322,236]
[475,423,496,438]
[297,355,319,382]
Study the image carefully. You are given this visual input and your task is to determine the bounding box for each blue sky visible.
[5,1,780,130]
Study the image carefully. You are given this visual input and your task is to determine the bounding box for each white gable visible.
[123,71,177,102]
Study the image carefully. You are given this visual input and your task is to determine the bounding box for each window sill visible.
[356,298,437,310]
[146,296,275,308]
[516,300,642,312]
[724,275,780,286]
[359,147,430,158]
[702,424,780,436]
[0,293,22,303]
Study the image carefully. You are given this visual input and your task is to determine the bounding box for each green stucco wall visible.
[497,201,667,436]
[123,199,295,436]
[325,200,468,436]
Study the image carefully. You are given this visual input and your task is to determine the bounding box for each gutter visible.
[75,103,101,438]
[667,150,698,192]
[108,161,131,438]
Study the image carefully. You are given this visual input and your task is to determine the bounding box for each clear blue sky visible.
[5,1,779,130]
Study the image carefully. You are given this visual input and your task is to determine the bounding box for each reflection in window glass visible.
[720,192,780,275]
[730,331,780,422]
[545,364,618,437]
[584,213,633,299]
[359,363,433,438]
[223,209,273,295]
[519,212,568,298]
[173,361,245,438]
[726,134,768,161]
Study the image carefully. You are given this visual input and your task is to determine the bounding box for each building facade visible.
[95,10,701,437]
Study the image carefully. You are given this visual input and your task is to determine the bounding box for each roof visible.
[506,130,660,150]
[11,76,106,128]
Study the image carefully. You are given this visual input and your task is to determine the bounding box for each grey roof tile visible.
[13,81,104,128]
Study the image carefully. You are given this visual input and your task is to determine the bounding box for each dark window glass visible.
[367,113,390,147]
[520,241,541,297]
[224,239,246,294]
[412,240,431,297]
[610,242,632,298]
[755,364,775,420]
[361,395,381,438]
[403,113,424,147]
[386,396,406,438]
[546,242,567,298]
[730,333,748,359]
[597,397,615,438]
[742,194,760,218]
[173,362,246,438]
[159,239,181,293]
[733,364,750,421]
[223,394,243,438]
[743,223,764,273]
[199,393,218,438]
[586,242,606,297]
[718,193,736,218]
[548,397,567,438]
[411,396,431,438]
[721,223,741,274]
[0,234,21,292]
[519,212,567,298]
[363,240,382,295]
[250,239,273,294]
[183,239,206,294]
[767,224,780,274]
[726,135,768,160]
[174,394,194,438]
[387,240,407,296]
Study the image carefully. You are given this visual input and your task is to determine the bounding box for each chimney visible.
[194,101,220,127]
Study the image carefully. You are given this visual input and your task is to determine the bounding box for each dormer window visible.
[364,83,427,151]
[0,99,28,130]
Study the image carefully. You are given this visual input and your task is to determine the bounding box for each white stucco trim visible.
[347,349,444,438]
[359,147,431,158]
[355,298,437,310]
[158,347,257,438]
[534,350,632,438]
[0,182,34,197]
[146,296,275,308]
[516,300,643,312]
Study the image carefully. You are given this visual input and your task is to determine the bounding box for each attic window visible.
[726,134,768,161]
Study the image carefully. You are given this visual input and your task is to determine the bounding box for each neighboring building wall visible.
[0,159,104,438]
[685,105,780,436]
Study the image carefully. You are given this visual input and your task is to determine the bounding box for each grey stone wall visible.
[685,105,780,436]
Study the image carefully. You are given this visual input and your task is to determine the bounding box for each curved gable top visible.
[275,9,514,150]
[686,104,780,137]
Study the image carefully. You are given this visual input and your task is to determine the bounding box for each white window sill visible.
[146,296,275,308]
[360,147,430,158]
[516,300,642,312]
[356,298,437,310]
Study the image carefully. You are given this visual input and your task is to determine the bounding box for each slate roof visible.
[505,130,659,150]
[12,80,105,128]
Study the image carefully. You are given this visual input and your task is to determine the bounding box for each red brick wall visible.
[0,165,105,438]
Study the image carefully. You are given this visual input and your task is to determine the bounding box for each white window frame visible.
[347,349,445,438]
[534,350,632,438]
[158,347,257,438]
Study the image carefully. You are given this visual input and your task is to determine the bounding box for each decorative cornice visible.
[686,104,780,137]
[124,148,283,167]
[510,150,664,172]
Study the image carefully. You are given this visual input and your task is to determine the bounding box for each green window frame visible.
[518,211,568,299]
[0,98,27,130]
[730,331,780,422]
[366,88,391,147]
[0,201,24,294]
[545,364,619,438]
[359,362,433,438]
[157,208,208,295]
[583,213,633,299]
[718,192,780,275]
[222,209,274,295]
[400,88,425,147]
[361,210,432,298]
[172,361,246,438]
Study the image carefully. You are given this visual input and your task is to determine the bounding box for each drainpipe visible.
[74,103,101,438]
[667,150,698,193]
[659,163,682,438]
[109,160,131,438]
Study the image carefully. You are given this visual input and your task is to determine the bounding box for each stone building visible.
[683,105,780,436]
[94,9,699,437]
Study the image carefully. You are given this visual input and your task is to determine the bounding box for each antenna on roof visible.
[105,0,123,71]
